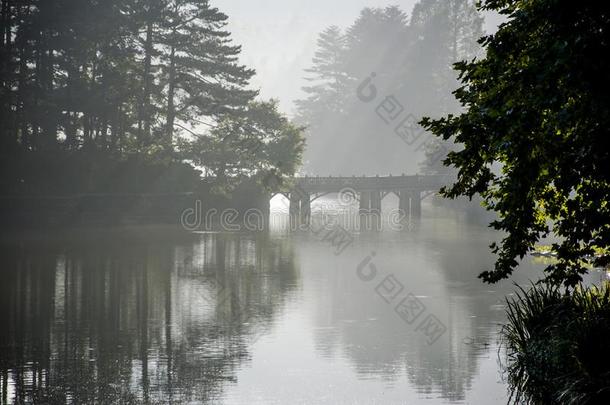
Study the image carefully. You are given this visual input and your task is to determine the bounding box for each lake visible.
[1,201,600,404]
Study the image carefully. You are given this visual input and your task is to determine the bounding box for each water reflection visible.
[0,228,298,404]
[2,209,589,404]
[301,222,519,403]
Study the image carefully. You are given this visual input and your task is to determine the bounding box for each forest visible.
[0,0,486,196]
[295,2,482,176]
[0,0,304,196]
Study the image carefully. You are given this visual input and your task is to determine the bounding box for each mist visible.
[2,1,605,404]
[222,0,503,114]
[221,0,504,176]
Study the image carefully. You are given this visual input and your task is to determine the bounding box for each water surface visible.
[1,204,584,404]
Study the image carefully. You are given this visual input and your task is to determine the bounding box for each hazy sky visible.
[217,1,503,116]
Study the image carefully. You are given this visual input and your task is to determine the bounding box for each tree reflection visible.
[0,228,298,404]
[306,218,536,402]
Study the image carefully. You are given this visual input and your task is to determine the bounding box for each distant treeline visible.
[295,1,483,176]
[0,0,304,196]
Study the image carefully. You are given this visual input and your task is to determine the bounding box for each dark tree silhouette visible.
[423,0,610,286]
[0,0,303,196]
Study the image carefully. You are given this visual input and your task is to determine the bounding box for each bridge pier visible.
[288,175,446,226]
[357,191,381,231]
[288,190,311,227]
[359,191,371,214]
[398,190,410,217]
[300,194,311,225]
[410,191,422,220]
[370,191,382,214]
[289,192,300,228]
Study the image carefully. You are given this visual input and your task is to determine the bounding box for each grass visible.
[502,282,610,404]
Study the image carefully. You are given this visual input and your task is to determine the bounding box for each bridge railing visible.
[293,175,453,192]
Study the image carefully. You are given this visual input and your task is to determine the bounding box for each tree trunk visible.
[1,0,8,49]
[0,0,10,146]
[138,15,154,148]
[165,43,176,152]
[17,38,28,148]
[35,0,56,150]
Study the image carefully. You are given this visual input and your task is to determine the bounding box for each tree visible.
[422,0,610,287]
[160,0,257,153]
[295,3,483,176]
[0,0,302,196]
[343,6,408,82]
[189,100,305,192]
[295,7,412,175]
[295,26,351,172]
[412,0,483,175]
[296,26,350,118]
[409,0,483,112]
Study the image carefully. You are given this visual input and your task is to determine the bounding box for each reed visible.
[502,282,610,404]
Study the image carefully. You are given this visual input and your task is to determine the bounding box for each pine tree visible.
[294,26,353,173]
[295,8,415,175]
[411,0,483,175]
[0,0,303,195]
[0,0,16,150]
[344,6,409,83]
[297,26,350,118]
[160,0,257,153]
[409,0,483,113]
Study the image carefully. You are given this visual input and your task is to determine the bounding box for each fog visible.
[222,0,503,114]
[221,0,504,176]
[2,1,600,404]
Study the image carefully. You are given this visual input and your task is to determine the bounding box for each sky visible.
[217,0,504,116]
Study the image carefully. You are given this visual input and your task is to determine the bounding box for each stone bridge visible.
[283,175,451,221]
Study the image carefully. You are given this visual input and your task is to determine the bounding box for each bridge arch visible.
[279,175,451,224]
